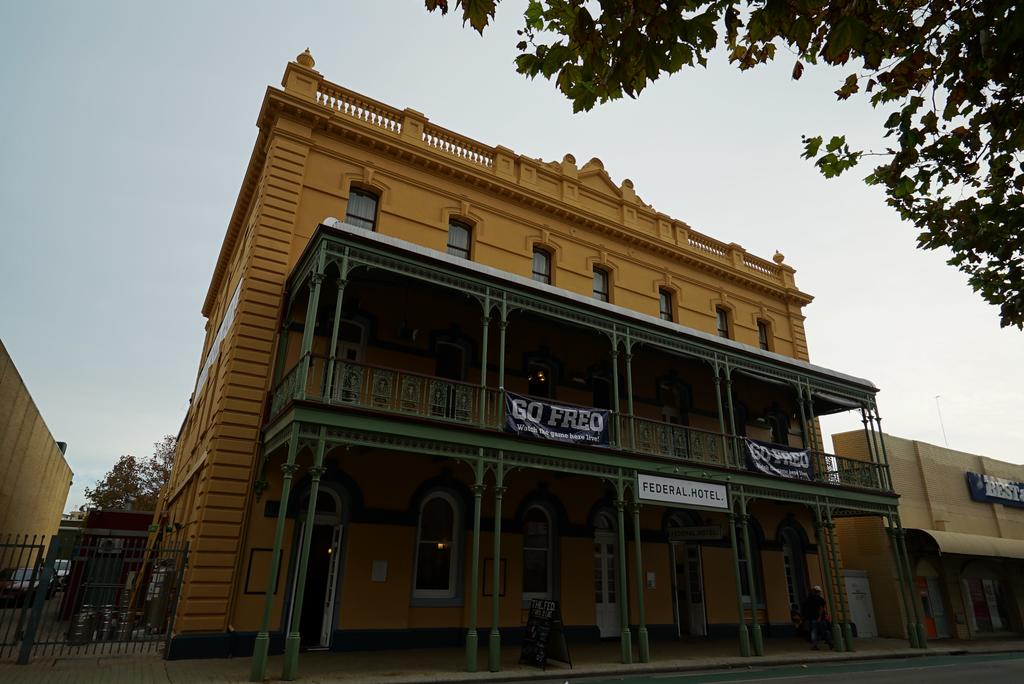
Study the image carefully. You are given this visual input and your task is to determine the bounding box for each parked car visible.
[53,559,71,590]
[0,567,55,606]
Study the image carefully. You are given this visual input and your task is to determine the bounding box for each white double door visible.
[594,532,620,637]
[671,543,707,637]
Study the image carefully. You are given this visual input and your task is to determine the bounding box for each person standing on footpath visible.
[800,585,832,650]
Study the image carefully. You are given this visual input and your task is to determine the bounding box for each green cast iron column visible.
[322,277,348,401]
[860,408,882,489]
[813,507,845,652]
[488,461,506,672]
[894,518,927,648]
[250,425,301,682]
[465,460,486,672]
[805,395,819,452]
[282,428,328,680]
[871,408,894,491]
[611,346,622,447]
[723,366,737,465]
[624,337,636,450]
[479,309,490,427]
[727,509,751,656]
[272,321,290,386]
[497,301,508,390]
[738,497,763,655]
[886,518,919,648]
[614,497,633,664]
[796,387,811,449]
[630,500,649,663]
[826,509,854,650]
[297,268,325,401]
[713,363,729,464]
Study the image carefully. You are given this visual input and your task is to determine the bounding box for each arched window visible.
[413,492,460,598]
[345,188,379,231]
[522,506,554,600]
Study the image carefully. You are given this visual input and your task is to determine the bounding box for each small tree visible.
[84,436,177,512]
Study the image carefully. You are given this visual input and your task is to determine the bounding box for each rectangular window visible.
[757,320,771,351]
[593,267,609,302]
[659,289,673,321]
[532,248,551,284]
[345,188,378,231]
[716,307,730,339]
[446,220,471,259]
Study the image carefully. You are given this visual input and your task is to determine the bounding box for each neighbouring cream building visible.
[834,431,1024,641]
[157,52,924,679]
[0,339,73,539]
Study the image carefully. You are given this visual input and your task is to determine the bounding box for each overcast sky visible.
[1,1,1021,512]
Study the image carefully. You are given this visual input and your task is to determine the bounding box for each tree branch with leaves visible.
[426,0,1024,328]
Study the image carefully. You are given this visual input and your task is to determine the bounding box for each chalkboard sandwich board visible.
[519,598,572,670]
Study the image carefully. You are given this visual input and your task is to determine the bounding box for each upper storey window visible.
[446,220,471,259]
[757,320,771,351]
[345,188,378,231]
[659,289,674,322]
[716,307,731,339]
[593,267,610,302]
[532,248,551,284]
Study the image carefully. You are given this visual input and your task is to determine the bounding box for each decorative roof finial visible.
[772,250,785,264]
[296,48,315,68]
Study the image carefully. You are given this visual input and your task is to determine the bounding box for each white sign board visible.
[636,474,728,510]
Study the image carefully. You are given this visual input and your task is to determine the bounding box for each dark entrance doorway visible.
[300,525,335,648]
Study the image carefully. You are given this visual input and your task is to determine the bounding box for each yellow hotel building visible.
[157,52,924,677]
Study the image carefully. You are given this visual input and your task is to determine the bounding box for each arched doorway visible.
[778,523,809,612]
[667,511,707,637]
[288,486,345,649]
[593,511,620,637]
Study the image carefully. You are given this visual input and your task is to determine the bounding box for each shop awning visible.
[912,528,1024,560]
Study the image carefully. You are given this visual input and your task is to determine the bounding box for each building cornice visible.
[204,58,814,318]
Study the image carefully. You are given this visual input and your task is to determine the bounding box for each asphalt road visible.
[549,652,1024,684]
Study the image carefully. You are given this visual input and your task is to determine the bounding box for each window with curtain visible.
[413,493,459,597]
[446,220,471,259]
[659,289,674,321]
[716,307,730,339]
[757,320,771,351]
[532,248,551,284]
[345,188,379,231]
[593,267,610,302]
[522,506,553,600]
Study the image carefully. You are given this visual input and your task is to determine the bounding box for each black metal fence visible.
[0,532,188,662]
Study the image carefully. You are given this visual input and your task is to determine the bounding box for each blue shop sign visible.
[965,472,1024,509]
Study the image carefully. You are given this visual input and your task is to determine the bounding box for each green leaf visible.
[524,0,543,31]
[824,16,867,62]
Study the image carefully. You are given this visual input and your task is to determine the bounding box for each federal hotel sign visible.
[636,473,729,511]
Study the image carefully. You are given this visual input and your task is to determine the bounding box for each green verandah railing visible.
[268,354,890,493]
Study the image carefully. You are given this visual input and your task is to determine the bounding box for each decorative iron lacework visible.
[735,485,895,514]
[286,231,876,407]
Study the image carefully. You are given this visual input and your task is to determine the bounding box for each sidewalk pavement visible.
[1,635,1022,683]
